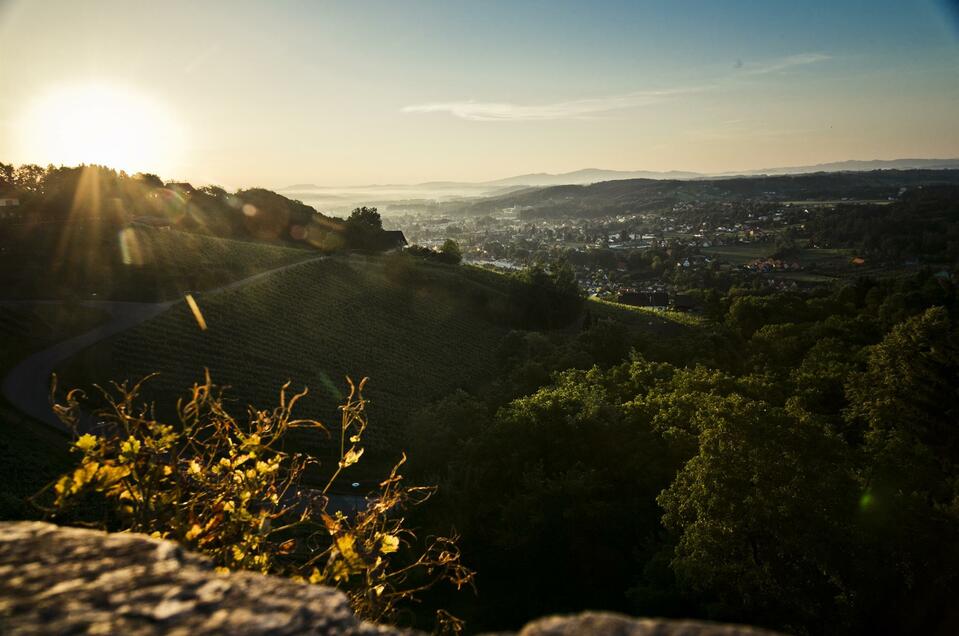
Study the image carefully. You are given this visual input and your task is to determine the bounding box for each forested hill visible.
[455,169,959,218]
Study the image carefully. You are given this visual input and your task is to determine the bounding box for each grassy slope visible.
[0,228,316,512]
[589,297,704,330]
[57,256,512,467]
[0,223,315,301]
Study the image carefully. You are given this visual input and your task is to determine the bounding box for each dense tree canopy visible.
[406,270,959,635]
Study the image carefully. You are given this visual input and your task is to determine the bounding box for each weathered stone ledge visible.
[0,522,783,635]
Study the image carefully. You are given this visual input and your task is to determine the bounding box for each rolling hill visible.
[54,255,515,460]
[453,169,959,218]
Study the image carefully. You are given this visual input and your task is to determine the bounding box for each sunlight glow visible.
[16,83,183,174]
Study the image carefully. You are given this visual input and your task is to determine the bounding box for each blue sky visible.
[1,0,957,186]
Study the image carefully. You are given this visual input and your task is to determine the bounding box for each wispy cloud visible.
[402,86,709,122]
[739,52,831,76]
[403,52,830,122]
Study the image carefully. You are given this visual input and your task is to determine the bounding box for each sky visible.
[1,0,958,188]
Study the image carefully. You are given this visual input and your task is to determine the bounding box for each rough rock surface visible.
[0,521,403,635]
[517,612,784,636]
[0,521,785,636]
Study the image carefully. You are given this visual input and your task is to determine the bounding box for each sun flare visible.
[16,83,183,174]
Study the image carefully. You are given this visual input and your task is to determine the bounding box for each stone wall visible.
[0,522,783,636]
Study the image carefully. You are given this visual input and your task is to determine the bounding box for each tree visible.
[439,239,462,264]
[508,262,583,329]
[347,206,382,230]
[847,306,959,496]
[14,164,46,193]
[133,172,164,188]
[0,162,14,188]
[426,368,673,628]
[658,396,859,631]
[843,307,959,634]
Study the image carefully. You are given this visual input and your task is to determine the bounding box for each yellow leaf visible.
[378,533,400,554]
[54,475,70,496]
[335,534,365,567]
[69,461,101,493]
[339,447,364,468]
[329,558,352,582]
[98,463,131,487]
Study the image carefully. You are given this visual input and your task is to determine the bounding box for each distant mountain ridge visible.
[481,168,705,186]
[722,158,959,176]
[282,158,959,192]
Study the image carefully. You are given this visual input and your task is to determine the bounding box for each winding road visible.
[2,256,327,432]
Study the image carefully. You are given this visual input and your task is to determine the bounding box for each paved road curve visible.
[2,256,326,432]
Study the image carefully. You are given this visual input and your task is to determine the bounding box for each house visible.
[383,230,408,250]
[0,191,21,219]
[850,256,866,266]
[0,192,19,207]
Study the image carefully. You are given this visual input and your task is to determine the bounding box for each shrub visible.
[37,372,473,630]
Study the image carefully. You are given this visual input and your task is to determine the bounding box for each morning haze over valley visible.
[1,1,958,635]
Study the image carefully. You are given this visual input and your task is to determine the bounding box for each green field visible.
[701,243,773,265]
[794,247,856,268]
[57,256,513,463]
[590,297,704,330]
[702,244,856,272]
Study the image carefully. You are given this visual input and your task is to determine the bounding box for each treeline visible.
[804,185,959,263]
[405,271,959,635]
[0,162,401,252]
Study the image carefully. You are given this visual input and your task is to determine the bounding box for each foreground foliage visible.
[38,373,473,630]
